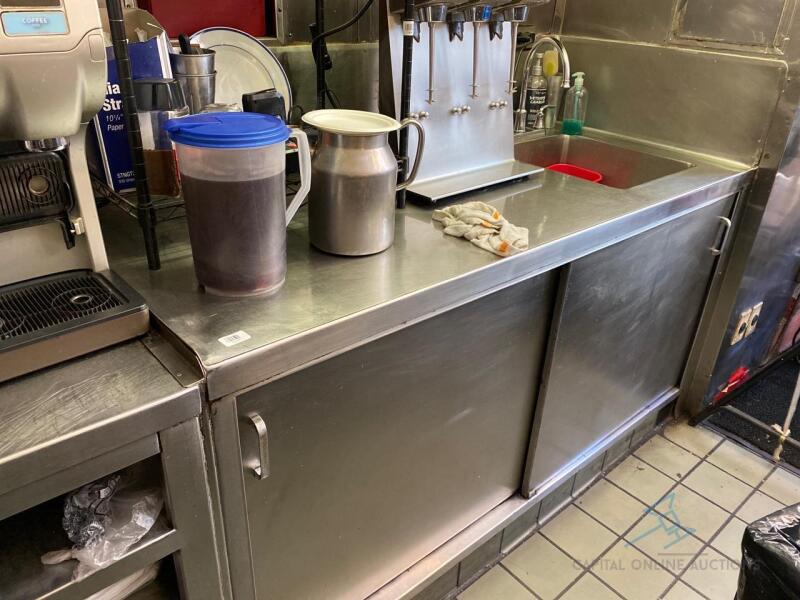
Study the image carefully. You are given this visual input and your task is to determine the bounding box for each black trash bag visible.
[737,503,800,600]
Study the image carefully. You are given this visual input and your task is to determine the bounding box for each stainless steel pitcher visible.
[302,109,425,256]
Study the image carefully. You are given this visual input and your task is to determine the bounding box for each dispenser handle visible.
[397,118,426,191]
[285,128,311,225]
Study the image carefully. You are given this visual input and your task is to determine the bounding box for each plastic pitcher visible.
[164,112,310,296]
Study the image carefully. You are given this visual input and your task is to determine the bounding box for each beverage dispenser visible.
[380,1,543,203]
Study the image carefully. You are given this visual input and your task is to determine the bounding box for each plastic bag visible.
[737,503,800,600]
[63,474,121,548]
[42,467,164,582]
[86,563,159,600]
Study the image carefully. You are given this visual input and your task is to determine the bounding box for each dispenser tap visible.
[513,35,571,135]
[447,8,466,42]
[489,9,505,41]
[418,3,448,104]
[503,4,530,94]
[464,4,491,98]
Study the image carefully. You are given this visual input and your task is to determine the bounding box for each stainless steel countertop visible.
[0,340,200,496]
[102,138,753,400]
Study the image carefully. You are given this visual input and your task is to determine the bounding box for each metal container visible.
[175,72,216,114]
[302,109,425,256]
[170,51,216,113]
[169,49,215,76]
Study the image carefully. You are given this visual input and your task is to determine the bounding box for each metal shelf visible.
[92,177,186,224]
[127,559,180,600]
[0,494,180,600]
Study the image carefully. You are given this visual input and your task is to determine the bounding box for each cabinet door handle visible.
[710,216,732,256]
[246,413,270,480]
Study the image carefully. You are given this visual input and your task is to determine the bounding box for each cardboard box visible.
[89,8,172,193]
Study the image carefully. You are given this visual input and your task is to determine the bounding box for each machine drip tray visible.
[0,270,149,383]
[405,160,544,204]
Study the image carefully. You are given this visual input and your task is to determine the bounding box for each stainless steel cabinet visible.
[234,274,557,600]
[525,196,736,494]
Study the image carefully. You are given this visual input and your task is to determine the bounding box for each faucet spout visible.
[513,35,571,135]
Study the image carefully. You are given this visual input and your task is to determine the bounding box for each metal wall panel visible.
[562,36,786,166]
[281,0,378,43]
[678,2,800,414]
[273,42,379,114]
[703,109,800,403]
[525,2,557,32]
[675,0,790,48]
[562,0,673,43]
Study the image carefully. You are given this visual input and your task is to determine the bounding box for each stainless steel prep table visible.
[101,135,753,600]
[103,141,750,399]
[0,340,225,599]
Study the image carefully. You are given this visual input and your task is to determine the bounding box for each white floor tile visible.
[683,461,752,512]
[624,510,703,574]
[560,573,621,600]
[710,518,747,564]
[459,566,534,600]
[635,435,702,481]
[660,580,706,600]
[736,490,785,523]
[663,420,722,457]
[502,534,579,600]
[540,505,616,566]
[575,479,648,534]
[592,540,674,600]
[652,484,729,543]
[682,547,740,600]
[707,441,774,486]
[760,466,800,505]
[607,456,675,506]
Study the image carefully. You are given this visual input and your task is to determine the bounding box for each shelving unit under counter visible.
[0,339,226,600]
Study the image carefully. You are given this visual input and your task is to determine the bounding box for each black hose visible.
[312,0,377,110]
[311,0,377,47]
[106,0,160,270]
[396,0,414,209]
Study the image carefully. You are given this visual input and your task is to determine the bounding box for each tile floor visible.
[458,421,800,600]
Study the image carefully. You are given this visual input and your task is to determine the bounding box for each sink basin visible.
[515,135,693,189]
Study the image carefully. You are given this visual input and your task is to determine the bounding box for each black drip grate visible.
[0,151,71,227]
[0,273,125,341]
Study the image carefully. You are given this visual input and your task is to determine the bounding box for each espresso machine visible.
[380,1,542,203]
[0,0,148,382]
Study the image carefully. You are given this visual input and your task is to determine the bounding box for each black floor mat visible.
[708,358,800,469]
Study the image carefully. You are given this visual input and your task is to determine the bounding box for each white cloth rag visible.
[432,201,529,257]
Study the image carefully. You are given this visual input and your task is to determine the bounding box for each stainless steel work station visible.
[3,0,800,598]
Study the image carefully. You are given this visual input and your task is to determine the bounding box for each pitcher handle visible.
[285,128,311,225]
[396,118,426,191]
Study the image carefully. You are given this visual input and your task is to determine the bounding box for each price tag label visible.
[218,330,252,347]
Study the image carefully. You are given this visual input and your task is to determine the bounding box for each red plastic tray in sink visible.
[547,163,603,183]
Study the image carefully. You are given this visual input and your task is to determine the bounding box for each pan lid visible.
[302,109,401,135]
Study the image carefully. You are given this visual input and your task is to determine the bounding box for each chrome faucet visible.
[513,35,571,135]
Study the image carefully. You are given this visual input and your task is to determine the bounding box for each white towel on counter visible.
[432,201,529,257]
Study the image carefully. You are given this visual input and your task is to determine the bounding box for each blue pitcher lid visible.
[164,112,290,149]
